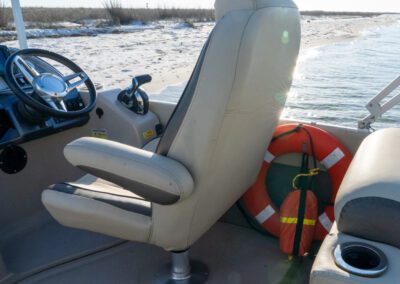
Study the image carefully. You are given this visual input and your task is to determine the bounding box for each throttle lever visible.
[118,74,152,115]
[130,74,152,95]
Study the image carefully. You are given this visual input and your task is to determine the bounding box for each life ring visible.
[243,123,352,240]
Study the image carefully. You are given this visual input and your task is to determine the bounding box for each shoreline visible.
[2,14,399,95]
[301,14,400,49]
[149,14,400,94]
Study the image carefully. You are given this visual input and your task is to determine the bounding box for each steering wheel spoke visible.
[46,98,68,112]
[64,72,89,92]
[14,55,40,84]
[56,99,68,112]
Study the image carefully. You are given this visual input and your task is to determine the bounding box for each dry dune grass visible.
[302,11,386,17]
[102,0,214,25]
[0,0,393,31]
[103,0,129,25]
[0,7,214,28]
[0,1,10,28]
[21,7,107,23]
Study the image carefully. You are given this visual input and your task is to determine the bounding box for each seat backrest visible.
[151,0,301,250]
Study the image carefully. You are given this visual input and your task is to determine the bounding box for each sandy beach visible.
[301,15,399,48]
[3,14,400,94]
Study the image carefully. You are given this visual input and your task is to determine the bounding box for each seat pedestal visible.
[157,250,208,283]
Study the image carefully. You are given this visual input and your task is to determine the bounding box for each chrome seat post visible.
[171,251,191,280]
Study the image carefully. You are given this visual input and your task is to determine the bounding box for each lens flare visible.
[281,30,290,44]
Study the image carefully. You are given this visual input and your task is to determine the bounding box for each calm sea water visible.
[158,22,400,129]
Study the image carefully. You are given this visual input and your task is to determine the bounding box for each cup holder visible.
[333,242,388,278]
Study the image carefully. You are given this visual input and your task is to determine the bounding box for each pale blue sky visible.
[8,0,400,12]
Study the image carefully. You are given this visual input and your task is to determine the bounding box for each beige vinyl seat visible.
[311,128,400,283]
[42,0,301,280]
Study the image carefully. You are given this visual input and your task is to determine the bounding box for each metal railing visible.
[359,75,400,130]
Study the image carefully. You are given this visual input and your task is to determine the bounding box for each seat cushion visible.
[42,174,152,242]
[42,141,158,242]
[49,139,158,216]
[335,128,400,248]
[49,175,152,216]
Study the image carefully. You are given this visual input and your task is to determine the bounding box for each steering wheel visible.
[4,49,97,119]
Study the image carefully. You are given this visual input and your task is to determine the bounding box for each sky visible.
[9,0,400,12]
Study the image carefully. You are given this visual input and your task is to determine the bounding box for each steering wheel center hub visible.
[33,73,68,99]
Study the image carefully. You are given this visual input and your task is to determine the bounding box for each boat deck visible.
[1,208,315,284]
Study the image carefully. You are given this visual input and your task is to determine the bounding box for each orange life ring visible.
[243,123,352,240]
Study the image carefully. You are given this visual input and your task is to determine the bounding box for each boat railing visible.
[359,75,400,130]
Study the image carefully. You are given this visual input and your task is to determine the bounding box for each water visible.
[158,22,400,129]
[285,22,400,129]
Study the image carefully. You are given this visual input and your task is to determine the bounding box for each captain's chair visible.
[42,0,300,281]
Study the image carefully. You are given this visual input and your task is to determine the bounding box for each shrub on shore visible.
[21,6,213,26]
[102,0,214,25]
[103,0,132,25]
[0,1,10,28]
[0,4,390,31]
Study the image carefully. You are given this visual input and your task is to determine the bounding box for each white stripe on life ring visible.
[321,147,345,170]
[264,150,275,163]
[255,205,275,224]
[319,212,333,232]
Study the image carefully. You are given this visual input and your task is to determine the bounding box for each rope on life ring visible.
[242,123,352,240]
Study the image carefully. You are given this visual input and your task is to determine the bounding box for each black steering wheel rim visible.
[4,48,97,119]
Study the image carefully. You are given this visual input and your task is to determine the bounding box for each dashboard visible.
[0,45,90,150]
[0,46,13,92]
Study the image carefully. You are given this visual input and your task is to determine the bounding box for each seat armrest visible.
[64,137,194,205]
